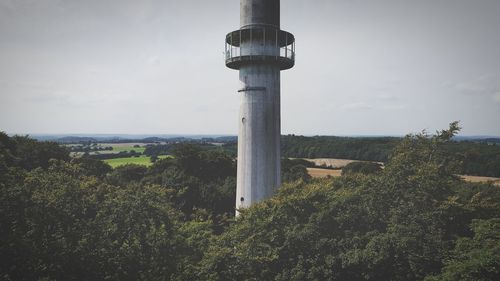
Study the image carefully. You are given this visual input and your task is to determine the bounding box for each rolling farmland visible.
[307,168,342,178]
[304,158,500,186]
[104,155,170,168]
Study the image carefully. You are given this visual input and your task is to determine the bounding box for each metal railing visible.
[225,27,295,69]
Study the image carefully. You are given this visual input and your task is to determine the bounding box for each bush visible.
[341,161,383,176]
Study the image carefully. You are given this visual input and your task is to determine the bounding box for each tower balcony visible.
[225,27,295,70]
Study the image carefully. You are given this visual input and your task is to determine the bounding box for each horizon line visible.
[6,132,500,139]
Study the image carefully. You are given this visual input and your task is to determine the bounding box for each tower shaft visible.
[225,0,294,214]
[237,64,281,211]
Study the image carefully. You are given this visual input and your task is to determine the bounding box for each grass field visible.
[307,168,342,178]
[104,155,169,168]
[99,143,146,154]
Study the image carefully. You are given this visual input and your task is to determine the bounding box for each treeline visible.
[88,150,143,160]
[143,143,176,156]
[1,124,499,280]
[282,135,399,162]
[68,144,113,153]
[49,136,238,145]
[444,141,500,178]
[143,143,233,158]
[281,134,500,177]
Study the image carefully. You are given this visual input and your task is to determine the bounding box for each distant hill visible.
[55,136,99,143]
[483,138,500,144]
[28,134,236,143]
[26,134,500,145]
[453,136,500,143]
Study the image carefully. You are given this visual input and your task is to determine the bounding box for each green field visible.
[104,155,169,168]
[100,144,146,154]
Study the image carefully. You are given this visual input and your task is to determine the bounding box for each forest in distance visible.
[60,131,500,178]
[1,122,499,280]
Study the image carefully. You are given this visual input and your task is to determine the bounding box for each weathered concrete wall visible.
[236,64,281,211]
[240,0,280,28]
[235,0,285,214]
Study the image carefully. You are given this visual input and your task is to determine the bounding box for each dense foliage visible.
[143,143,176,157]
[88,150,143,160]
[1,124,499,280]
[444,141,500,178]
[199,123,500,280]
[281,135,399,162]
[144,143,228,158]
[281,158,313,183]
[1,133,233,280]
[341,161,383,176]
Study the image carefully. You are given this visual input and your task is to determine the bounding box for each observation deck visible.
[225,27,295,70]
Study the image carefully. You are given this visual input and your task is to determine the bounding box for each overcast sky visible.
[1,0,499,136]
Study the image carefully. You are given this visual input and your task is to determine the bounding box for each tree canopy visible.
[1,124,499,280]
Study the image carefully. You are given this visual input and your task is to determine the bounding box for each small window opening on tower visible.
[242,117,246,124]
[240,197,244,202]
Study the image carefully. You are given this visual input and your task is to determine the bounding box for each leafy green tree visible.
[425,219,500,281]
[150,154,159,163]
[282,165,311,183]
[0,132,16,187]
[173,143,203,175]
[106,164,148,186]
[13,136,70,170]
[1,160,110,280]
[0,159,213,281]
[198,122,500,281]
[71,157,112,178]
[142,145,236,219]
[198,150,236,181]
[0,133,69,171]
[281,158,313,183]
[2,124,499,280]
[341,161,383,176]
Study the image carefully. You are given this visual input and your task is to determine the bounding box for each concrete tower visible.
[225,0,295,214]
